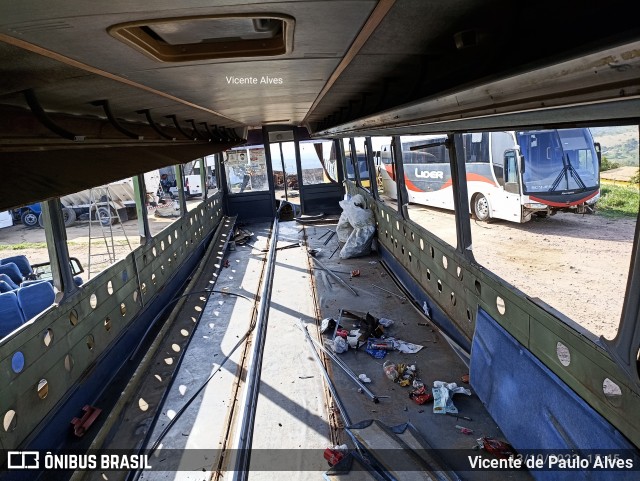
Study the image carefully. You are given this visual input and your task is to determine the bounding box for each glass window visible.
[353,137,371,191]
[299,140,339,185]
[225,147,269,194]
[401,135,457,247]
[204,154,219,197]
[505,151,518,184]
[371,136,396,210]
[268,142,297,201]
[471,125,638,340]
[463,132,490,163]
[342,138,357,182]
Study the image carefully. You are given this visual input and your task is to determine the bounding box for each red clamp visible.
[71,405,102,437]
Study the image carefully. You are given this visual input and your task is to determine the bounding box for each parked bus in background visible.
[375,129,601,223]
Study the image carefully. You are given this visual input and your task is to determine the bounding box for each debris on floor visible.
[432,381,472,414]
[378,317,394,327]
[232,227,253,245]
[475,437,517,458]
[331,336,348,353]
[409,385,433,405]
[455,425,474,435]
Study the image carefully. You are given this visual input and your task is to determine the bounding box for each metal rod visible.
[311,256,358,296]
[315,266,352,275]
[329,244,340,259]
[298,319,352,426]
[303,327,379,403]
[323,230,336,245]
[230,214,280,481]
[372,283,406,300]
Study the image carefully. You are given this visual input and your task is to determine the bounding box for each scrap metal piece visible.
[302,326,379,403]
[311,256,358,296]
[297,319,352,427]
[371,283,406,301]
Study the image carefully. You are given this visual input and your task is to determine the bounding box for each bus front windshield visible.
[517,129,599,194]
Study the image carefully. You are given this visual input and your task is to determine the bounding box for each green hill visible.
[590,126,639,166]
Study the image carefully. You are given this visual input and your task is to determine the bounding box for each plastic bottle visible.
[383,361,399,381]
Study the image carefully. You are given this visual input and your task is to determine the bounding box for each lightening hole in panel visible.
[556,342,571,366]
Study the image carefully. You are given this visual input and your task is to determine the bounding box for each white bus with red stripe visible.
[375,129,601,223]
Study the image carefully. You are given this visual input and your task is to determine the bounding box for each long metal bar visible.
[303,326,379,403]
[372,283,406,300]
[298,319,352,427]
[310,255,358,296]
[230,213,280,480]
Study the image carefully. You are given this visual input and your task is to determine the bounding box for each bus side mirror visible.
[595,142,602,167]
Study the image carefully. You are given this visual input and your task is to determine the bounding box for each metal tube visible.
[311,255,358,296]
[297,319,352,427]
[372,283,406,300]
[303,326,379,403]
[230,214,280,480]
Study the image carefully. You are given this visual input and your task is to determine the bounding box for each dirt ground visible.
[401,203,637,340]
[1,197,636,340]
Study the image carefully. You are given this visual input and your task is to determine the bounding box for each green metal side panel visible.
[344,181,640,448]
[0,193,225,450]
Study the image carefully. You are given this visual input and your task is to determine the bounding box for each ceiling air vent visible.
[108,14,294,62]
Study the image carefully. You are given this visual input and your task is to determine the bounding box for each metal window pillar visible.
[364,136,380,200]
[334,138,345,184]
[391,135,409,219]
[348,137,364,188]
[174,164,187,215]
[199,157,208,198]
[605,216,640,386]
[449,133,474,259]
[133,173,152,244]
[41,200,78,301]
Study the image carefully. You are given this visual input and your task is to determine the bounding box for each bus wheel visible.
[21,210,39,227]
[473,194,491,221]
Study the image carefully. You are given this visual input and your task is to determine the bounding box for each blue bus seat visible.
[0,291,26,338]
[0,274,19,291]
[0,280,15,293]
[1,255,33,278]
[0,263,23,285]
[17,282,55,321]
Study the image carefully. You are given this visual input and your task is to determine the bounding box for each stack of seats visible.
[0,255,57,339]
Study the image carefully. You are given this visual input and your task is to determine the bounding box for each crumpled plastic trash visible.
[397,364,416,387]
[409,386,433,405]
[331,336,348,354]
[383,361,399,381]
[384,337,423,354]
[358,374,371,383]
[347,329,361,349]
[320,318,336,333]
[336,194,375,259]
[378,318,394,328]
[432,381,471,414]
